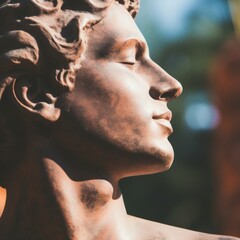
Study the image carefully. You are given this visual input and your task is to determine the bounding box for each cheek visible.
[67,63,152,139]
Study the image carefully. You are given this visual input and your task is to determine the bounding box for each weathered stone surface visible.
[0,1,238,240]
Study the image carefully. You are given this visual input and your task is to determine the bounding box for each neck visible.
[0,142,133,240]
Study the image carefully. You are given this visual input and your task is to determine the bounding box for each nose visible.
[149,67,183,102]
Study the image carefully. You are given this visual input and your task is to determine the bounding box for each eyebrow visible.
[114,38,147,57]
[95,38,147,59]
[119,39,138,50]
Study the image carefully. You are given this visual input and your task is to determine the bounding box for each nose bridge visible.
[149,61,183,101]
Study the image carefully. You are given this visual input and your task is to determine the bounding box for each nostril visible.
[149,87,181,101]
[161,89,179,101]
[149,87,160,100]
[149,81,183,101]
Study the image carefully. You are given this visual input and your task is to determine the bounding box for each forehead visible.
[86,2,146,55]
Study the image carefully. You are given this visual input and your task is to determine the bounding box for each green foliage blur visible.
[120,0,234,233]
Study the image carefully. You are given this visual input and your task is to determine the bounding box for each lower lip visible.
[155,119,173,133]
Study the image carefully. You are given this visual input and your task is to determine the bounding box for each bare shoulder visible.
[128,215,240,240]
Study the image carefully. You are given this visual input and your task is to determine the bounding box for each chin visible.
[148,149,174,173]
[156,138,174,170]
[149,138,174,171]
[123,138,175,177]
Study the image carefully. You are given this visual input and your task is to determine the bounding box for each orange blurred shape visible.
[211,37,240,237]
[0,187,6,217]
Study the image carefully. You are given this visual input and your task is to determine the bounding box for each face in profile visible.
[55,2,182,177]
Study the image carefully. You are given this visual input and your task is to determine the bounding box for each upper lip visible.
[152,111,172,121]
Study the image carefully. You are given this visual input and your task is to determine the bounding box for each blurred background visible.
[121,0,240,237]
[1,0,240,237]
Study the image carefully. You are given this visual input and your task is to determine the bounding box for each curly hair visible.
[0,0,140,187]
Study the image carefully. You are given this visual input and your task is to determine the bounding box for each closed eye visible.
[120,61,135,66]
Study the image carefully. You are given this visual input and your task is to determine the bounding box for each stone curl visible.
[0,0,140,186]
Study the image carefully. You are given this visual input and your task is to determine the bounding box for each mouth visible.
[152,111,173,134]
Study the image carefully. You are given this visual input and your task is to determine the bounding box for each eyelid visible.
[120,61,135,65]
[115,39,148,66]
[118,50,137,65]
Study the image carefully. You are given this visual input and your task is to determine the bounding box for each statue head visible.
[0,0,182,187]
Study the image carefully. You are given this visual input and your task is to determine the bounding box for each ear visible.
[12,77,61,122]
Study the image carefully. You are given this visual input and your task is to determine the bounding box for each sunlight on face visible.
[56,2,182,177]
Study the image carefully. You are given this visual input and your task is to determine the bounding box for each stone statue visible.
[0,0,239,239]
